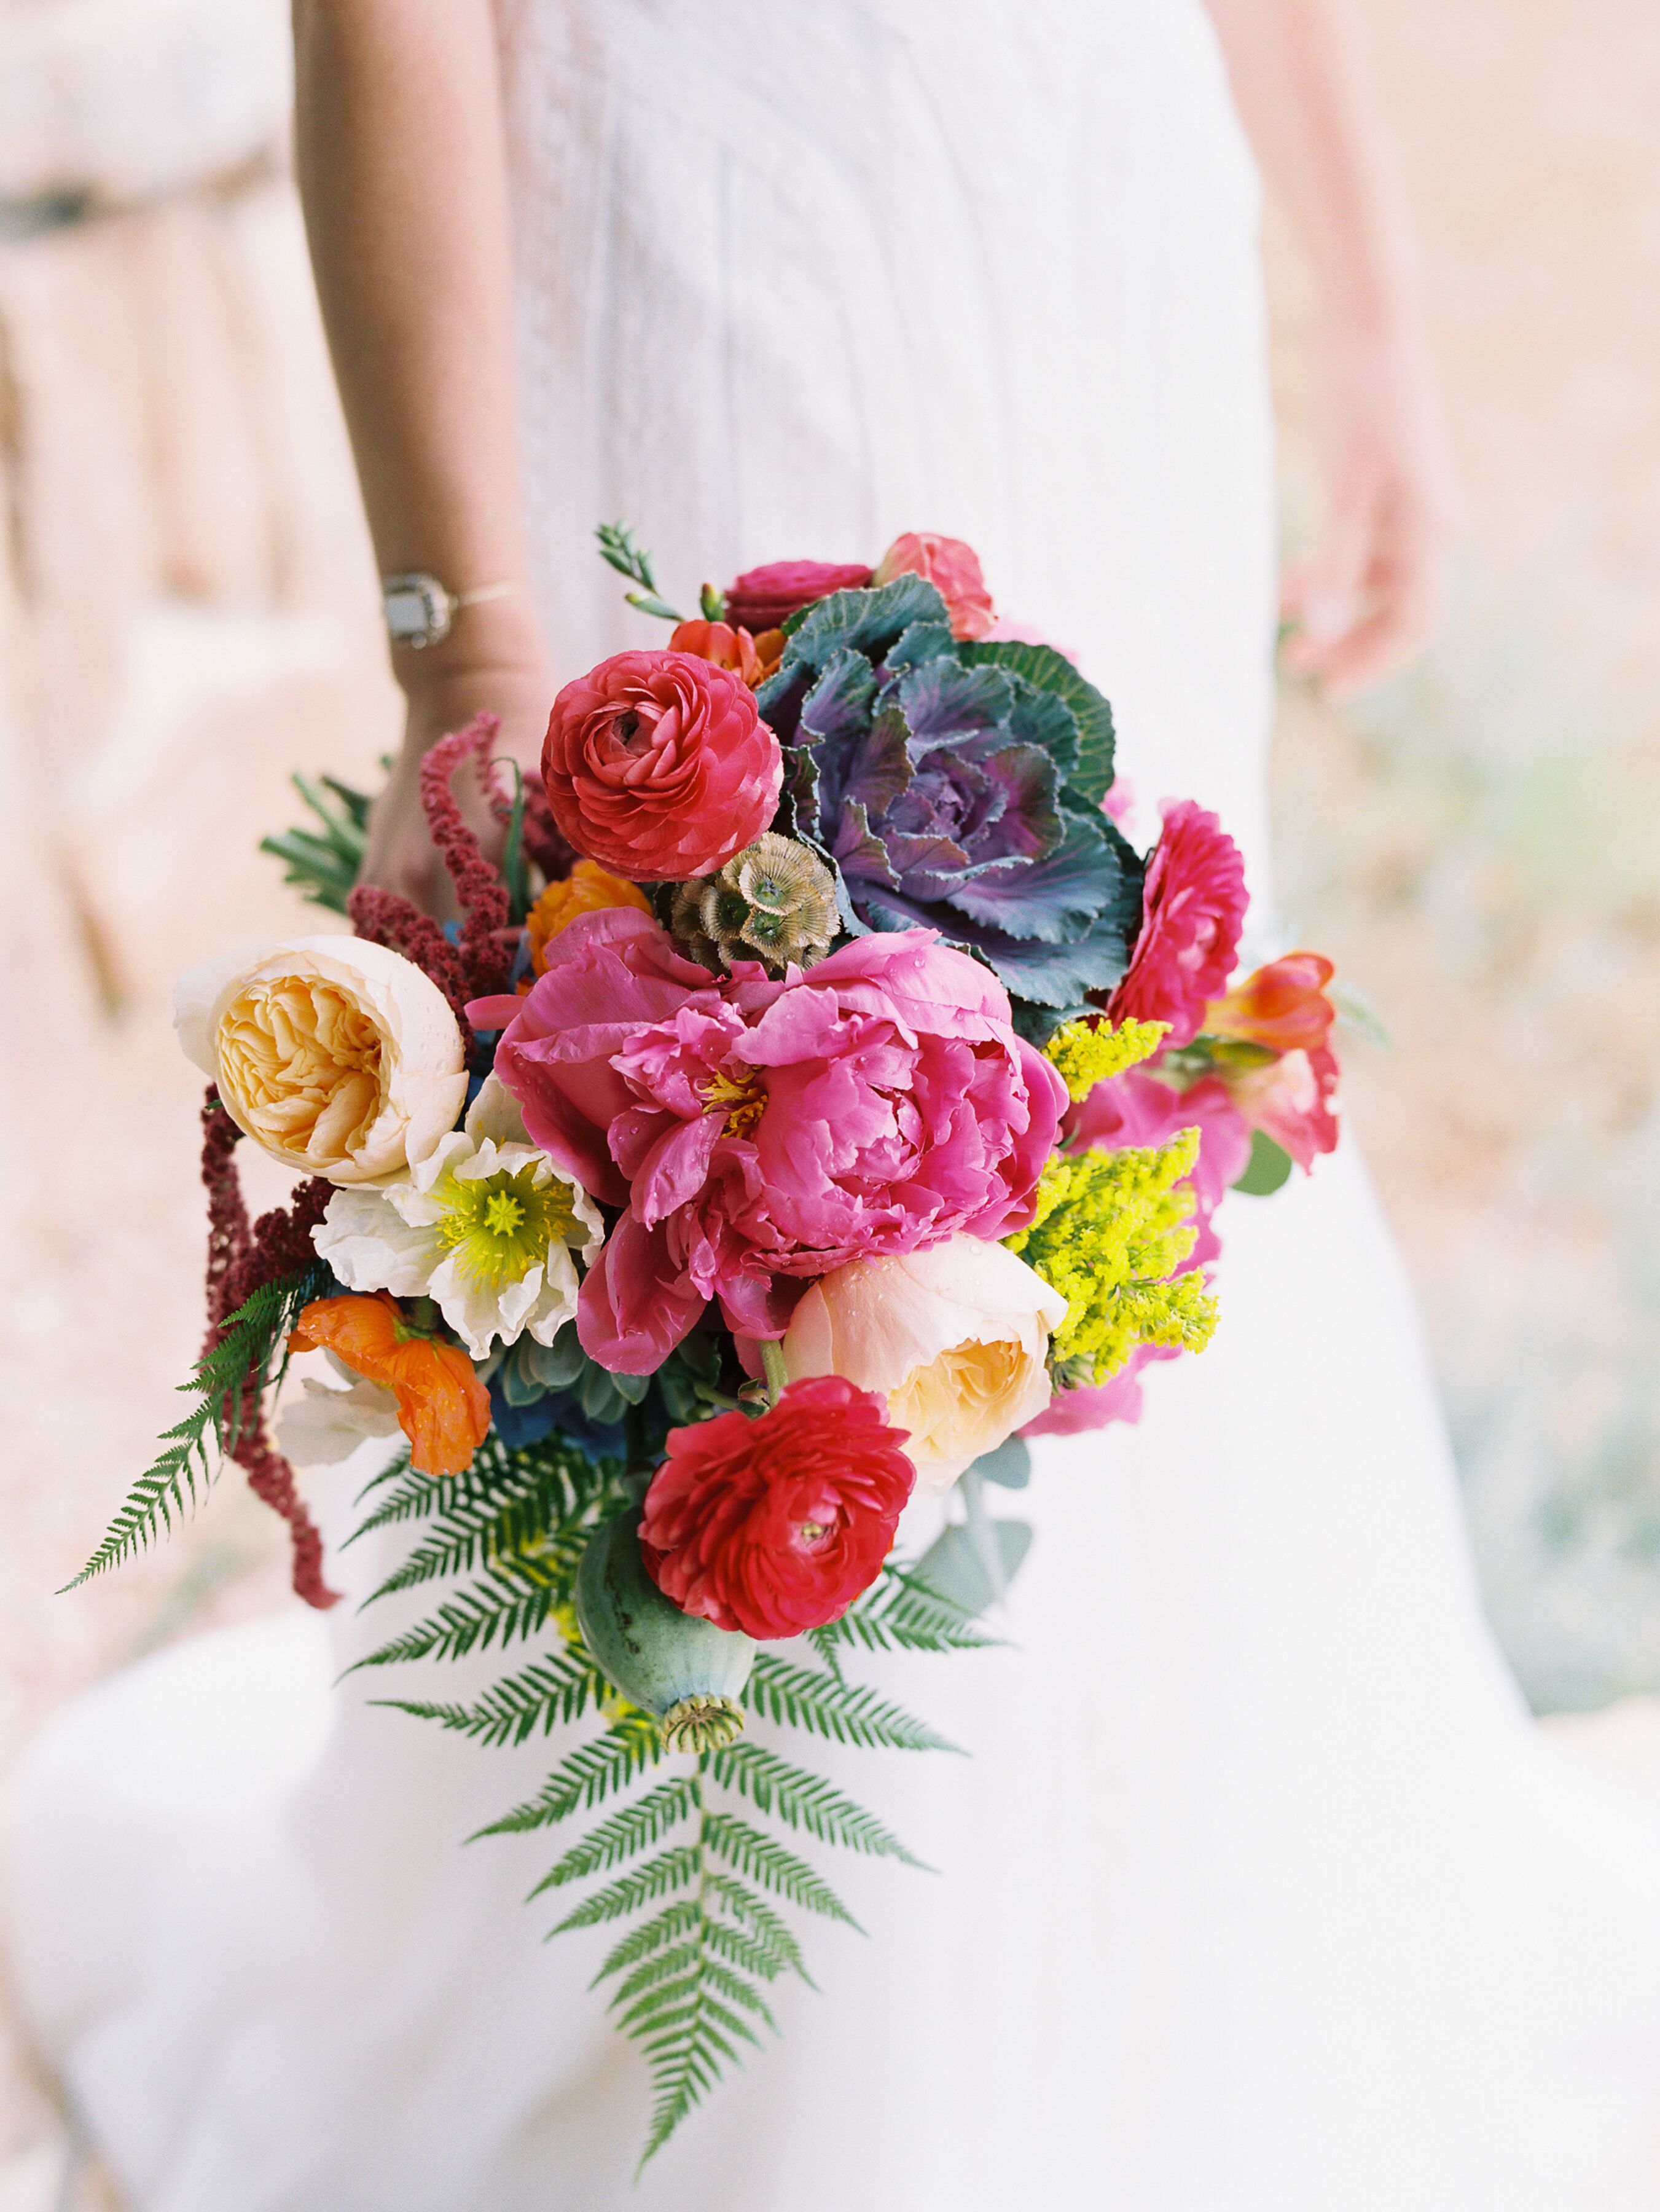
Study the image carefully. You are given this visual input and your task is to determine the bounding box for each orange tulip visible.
[526,860,654,975]
[1204,952,1336,1056]
[290,1292,491,1478]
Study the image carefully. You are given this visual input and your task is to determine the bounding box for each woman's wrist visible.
[391,589,552,704]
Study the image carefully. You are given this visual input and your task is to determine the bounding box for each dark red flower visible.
[542,649,783,881]
[723,559,873,633]
[640,1376,915,1638]
[1107,800,1248,1048]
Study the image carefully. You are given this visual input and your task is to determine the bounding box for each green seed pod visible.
[574,1509,754,1752]
[668,833,837,976]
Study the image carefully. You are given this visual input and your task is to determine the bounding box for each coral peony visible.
[783,1236,1066,1494]
[1107,801,1248,1048]
[527,860,653,975]
[640,1376,914,1637]
[872,531,996,641]
[471,909,1067,1371]
[1226,1045,1341,1169]
[541,649,783,881]
[175,935,468,1185]
[1205,951,1336,1056]
[289,1292,490,1477]
[722,559,872,633]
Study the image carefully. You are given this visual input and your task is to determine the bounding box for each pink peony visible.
[723,559,873,633]
[1108,800,1248,1048]
[472,910,1066,1372]
[541,649,783,882]
[1021,1067,1250,1443]
[1226,1045,1341,1169]
[872,531,995,641]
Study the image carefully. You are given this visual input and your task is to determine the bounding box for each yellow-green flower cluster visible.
[1042,1016,1170,1103]
[1006,1128,1218,1384]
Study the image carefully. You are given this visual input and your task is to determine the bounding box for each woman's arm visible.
[1204,0,1455,696]
[292,0,553,909]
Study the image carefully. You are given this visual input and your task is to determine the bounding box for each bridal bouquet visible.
[74,528,1341,2162]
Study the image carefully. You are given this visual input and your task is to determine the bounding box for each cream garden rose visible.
[781,1235,1067,1495]
[174,935,468,1184]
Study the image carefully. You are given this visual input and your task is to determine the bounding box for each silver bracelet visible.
[382,573,523,651]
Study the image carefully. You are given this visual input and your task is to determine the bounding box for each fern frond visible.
[549,1845,702,1931]
[702,1811,859,1926]
[476,1716,662,1837]
[590,1900,704,1990]
[65,1269,323,1589]
[607,1942,703,2012]
[374,1646,603,1749]
[529,1779,698,1896]
[708,1743,924,1865]
[810,1567,997,1659]
[345,1566,559,1673]
[743,1656,959,1754]
[362,1458,585,1604]
[702,1870,812,1983]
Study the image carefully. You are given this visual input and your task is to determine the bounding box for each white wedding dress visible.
[9,5,1660,2208]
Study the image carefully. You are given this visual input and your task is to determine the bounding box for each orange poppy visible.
[525,859,653,975]
[290,1292,491,1478]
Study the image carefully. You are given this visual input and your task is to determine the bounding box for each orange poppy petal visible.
[383,1338,492,1479]
[289,1292,403,1384]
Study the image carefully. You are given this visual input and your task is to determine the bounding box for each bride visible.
[9,3,1660,2207]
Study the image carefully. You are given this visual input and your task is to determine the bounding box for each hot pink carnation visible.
[873,530,996,640]
[723,560,873,633]
[1108,799,1248,1048]
[1020,1068,1250,1441]
[472,910,1066,1372]
[541,649,783,882]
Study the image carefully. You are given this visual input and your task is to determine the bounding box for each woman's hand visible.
[359,622,557,919]
[1280,323,1458,700]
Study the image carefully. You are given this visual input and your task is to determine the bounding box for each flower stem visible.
[760,1339,788,1406]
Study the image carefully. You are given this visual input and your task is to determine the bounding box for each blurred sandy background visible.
[1,0,1656,2200]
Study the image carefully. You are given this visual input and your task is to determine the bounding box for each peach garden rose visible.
[174,935,468,1184]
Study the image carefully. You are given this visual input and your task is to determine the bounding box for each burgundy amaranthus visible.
[200,1093,338,1609]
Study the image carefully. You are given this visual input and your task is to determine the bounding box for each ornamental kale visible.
[756,575,1145,1028]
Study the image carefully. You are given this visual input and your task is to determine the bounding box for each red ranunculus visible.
[541,649,783,882]
[872,531,996,640]
[640,1375,915,1638]
[1107,800,1248,1048]
[1204,951,1336,1056]
[722,559,873,633]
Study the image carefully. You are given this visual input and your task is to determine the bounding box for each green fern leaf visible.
[702,1870,812,1984]
[476,1716,662,1837]
[590,1900,703,1990]
[345,1567,560,1673]
[810,1567,997,1658]
[529,1778,697,1896]
[743,1656,960,1754]
[708,1743,925,1865]
[549,1845,702,1932]
[64,1268,324,1589]
[374,1647,604,1750]
[702,1811,859,1926]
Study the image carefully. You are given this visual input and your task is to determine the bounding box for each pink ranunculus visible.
[722,560,874,633]
[872,531,995,641]
[1226,1045,1341,1170]
[472,910,1067,1373]
[541,649,783,882]
[1107,800,1248,1048]
[1021,1067,1250,1445]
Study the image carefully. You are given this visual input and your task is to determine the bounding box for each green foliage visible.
[595,521,684,624]
[259,771,373,914]
[64,1265,327,1589]
[958,638,1116,802]
[359,1375,976,2167]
